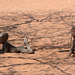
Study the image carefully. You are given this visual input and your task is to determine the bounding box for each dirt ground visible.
[0,0,75,75]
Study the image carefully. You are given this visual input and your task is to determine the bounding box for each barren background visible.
[0,0,75,75]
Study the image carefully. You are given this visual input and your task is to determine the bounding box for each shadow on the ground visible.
[0,9,75,75]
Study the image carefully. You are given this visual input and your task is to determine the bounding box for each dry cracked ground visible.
[0,9,75,75]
